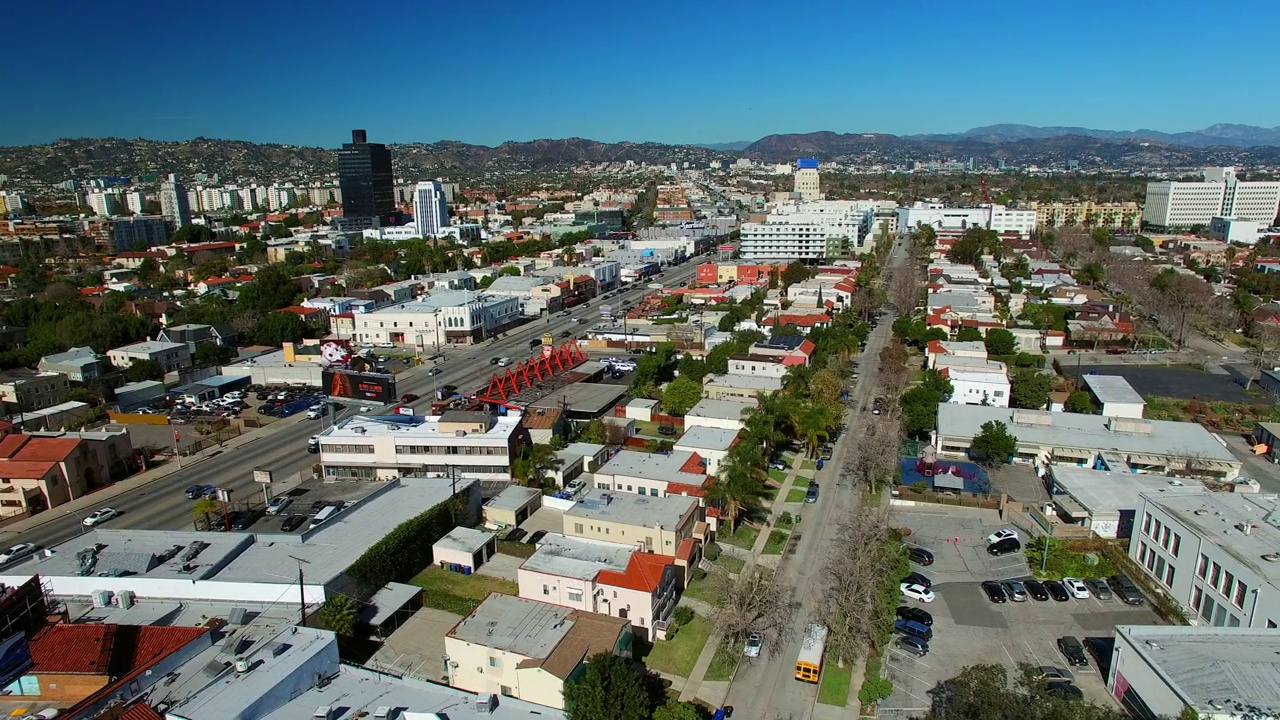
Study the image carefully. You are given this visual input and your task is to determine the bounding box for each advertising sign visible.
[318,339,354,368]
[323,369,396,403]
[253,469,273,484]
[717,244,735,251]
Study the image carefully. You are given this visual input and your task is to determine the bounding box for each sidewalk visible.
[678,453,807,704]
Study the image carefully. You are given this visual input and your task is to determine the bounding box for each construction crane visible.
[980,174,992,204]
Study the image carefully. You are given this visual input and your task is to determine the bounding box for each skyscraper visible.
[337,129,395,230]
[159,173,191,228]
[413,180,450,237]
[794,158,820,201]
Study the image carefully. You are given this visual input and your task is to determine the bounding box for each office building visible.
[413,179,450,236]
[739,200,866,260]
[1142,167,1280,231]
[794,157,820,201]
[317,411,523,481]
[337,128,395,228]
[108,215,169,251]
[352,291,522,346]
[0,191,27,215]
[1208,216,1266,245]
[86,191,122,217]
[158,173,191,228]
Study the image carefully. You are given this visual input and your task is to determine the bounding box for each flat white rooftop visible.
[1083,374,1146,405]
[521,534,634,581]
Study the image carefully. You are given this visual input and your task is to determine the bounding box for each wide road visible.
[723,240,910,720]
[2,257,702,552]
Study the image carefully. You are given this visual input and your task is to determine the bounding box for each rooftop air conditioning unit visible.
[91,589,113,607]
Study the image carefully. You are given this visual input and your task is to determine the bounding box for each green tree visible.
[984,328,1017,356]
[512,443,559,487]
[252,312,309,346]
[652,698,703,720]
[920,368,954,396]
[676,354,708,383]
[1009,368,1052,410]
[955,326,984,342]
[135,257,159,283]
[122,358,165,382]
[809,368,846,409]
[781,261,811,286]
[318,595,359,635]
[171,224,215,244]
[14,255,47,296]
[921,664,1127,720]
[193,343,237,368]
[579,418,607,444]
[661,376,703,417]
[1076,262,1105,287]
[562,652,652,720]
[900,387,944,437]
[794,401,836,456]
[192,257,230,280]
[971,421,1017,465]
[709,443,769,532]
[1065,390,1096,414]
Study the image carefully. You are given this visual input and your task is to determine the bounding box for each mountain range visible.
[908,123,1280,148]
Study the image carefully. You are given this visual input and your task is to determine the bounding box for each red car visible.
[1105,348,1129,355]
[399,393,420,403]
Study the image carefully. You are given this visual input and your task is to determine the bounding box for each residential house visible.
[673,426,737,474]
[590,450,711,498]
[564,489,701,554]
[760,313,832,334]
[1066,307,1136,347]
[924,340,987,369]
[38,347,110,384]
[157,324,234,353]
[0,431,131,513]
[107,340,192,372]
[684,398,757,432]
[939,366,1011,407]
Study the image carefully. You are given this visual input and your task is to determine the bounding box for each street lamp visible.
[65,508,87,535]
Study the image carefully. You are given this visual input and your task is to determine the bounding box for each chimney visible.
[352,129,367,144]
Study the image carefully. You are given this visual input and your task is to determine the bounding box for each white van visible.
[309,505,339,529]
[496,357,512,367]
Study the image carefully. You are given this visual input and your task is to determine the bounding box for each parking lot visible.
[880,509,1158,717]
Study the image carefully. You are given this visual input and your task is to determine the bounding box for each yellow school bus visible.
[795,623,828,682]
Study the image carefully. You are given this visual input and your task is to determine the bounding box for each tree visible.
[900,387,944,437]
[955,326,984,342]
[652,699,703,720]
[194,343,236,368]
[579,418,608,444]
[707,566,797,657]
[708,444,769,532]
[1009,368,1052,410]
[1065,391,1096,414]
[1076,261,1105,287]
[252,312,309,346]
[191,497,221,530]
[123,358,165,382]
[676,354,708,383]
[984,328,1017,356]
[14,255,47,296]
[562,652,652,720]
[781,261,811,287]
[512,443,559,487]
[318,595,359,635]
[809,368,846,409]
[922,664,1127,720]
[971,421,1017,465]
[794,401,836,456]
[135,257,159,283]
[661,376,703,417]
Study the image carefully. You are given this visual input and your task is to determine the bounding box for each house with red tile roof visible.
[760,312,832,334]
[21,623,210,706]
[0,432,128,513]
[517,533,680,639]
[277,305,328,323]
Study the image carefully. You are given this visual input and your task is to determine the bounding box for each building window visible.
[1192,586,1203,611]
[1171,534,1181,558]
[1201,596,1215,623]
[1165,565,1175,588]
[500,685,513,697]
[1196,554,1208,579]
[650,488,658,497]
[1161,526,1171,549]
[542,584,549,596]
[1234,581,1248,609]
[488,657,499,668]
[1222,571,1235,597]
[1210,562,1221,588]
[574,523,583,534]
[568,589,583,603]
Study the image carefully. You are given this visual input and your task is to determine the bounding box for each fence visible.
[893,484,1001,510]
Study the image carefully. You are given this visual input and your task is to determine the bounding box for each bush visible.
[703,542,720,561]
[344,491,466,591]
[691,568,708,583]
[858,659,894,705]
[672,606,694,627]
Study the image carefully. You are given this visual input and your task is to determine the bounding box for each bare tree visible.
[1245,323,1280,390]
[887,265,919,316]
[844,424,896,489]
[707,566,798,656]
[815,503,901,663]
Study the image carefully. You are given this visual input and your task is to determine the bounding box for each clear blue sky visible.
[4,0,1279,148]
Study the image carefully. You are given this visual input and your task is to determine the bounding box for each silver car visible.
[1004,580,1029,602]
[743,632,763,658]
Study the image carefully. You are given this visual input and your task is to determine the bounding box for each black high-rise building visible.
[337,129,396,229]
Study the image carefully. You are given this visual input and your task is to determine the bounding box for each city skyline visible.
[3,0,1280,148]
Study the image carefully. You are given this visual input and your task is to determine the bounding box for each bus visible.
[795,623,828,683]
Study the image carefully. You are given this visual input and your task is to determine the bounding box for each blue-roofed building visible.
[796,158,819,169]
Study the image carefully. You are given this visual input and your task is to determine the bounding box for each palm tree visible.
[513,443,559,487]
[793,402,836,457]
[743,392,794,456]
[561,247,578,266]
[709,445,769,533]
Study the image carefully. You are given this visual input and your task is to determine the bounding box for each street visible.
[1,258,703,553]
[724,240,909,719]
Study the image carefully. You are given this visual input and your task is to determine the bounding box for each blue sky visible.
[4,0,1279,147]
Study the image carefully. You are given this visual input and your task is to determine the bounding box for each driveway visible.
[367,607,463,683]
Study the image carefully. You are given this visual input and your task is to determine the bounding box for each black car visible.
[908,547,934,566]
[229,510,259,531]
[982,580,1008,603]
[281,515,306,532]
[309,500,329,515]
[1046,682,1082,699]
[527,530,548,544]
[1057,636,1089,667]
[987,538,1022,556]
[904,572,932,589]
[1109,573,1146,606]
[896,606,933,626]
[505,528,528,542]
[1024,579,1050,601]
[1045,580,1071,602]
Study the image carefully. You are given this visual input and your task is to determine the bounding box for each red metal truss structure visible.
[480,342,587,403]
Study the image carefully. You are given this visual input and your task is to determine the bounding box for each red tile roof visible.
[678,453,706,474]
[115,251,166,259]
[8,436,80,462]
[0,461,57,478]
[30,624,115,674]
[278,305,323,317]
[665,482,707,497]
[761,313,830,327]
[597,552,675,593]
[121,705,165,720]
[202,276,239,285]
[676,538,697,562]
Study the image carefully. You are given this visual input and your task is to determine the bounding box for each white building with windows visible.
[352,290,521,346]
[739,200,869,260]
[940,366,1010,407]
[794,158,820,201]
[1143,167,1280,231]
[1129,491,1280,630]
[413,180,450,236]
[86,192,122,217]
[897,202,1035,237]
[317,410,522,481]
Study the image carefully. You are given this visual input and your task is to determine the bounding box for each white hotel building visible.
[896,202,1037,237]
[739,200,883,260]
[1143,166,1280,231]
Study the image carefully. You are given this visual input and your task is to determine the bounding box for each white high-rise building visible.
[413,180,450,237]
[794,158,820,201]
[200,187,224,212]
[239,186,260,211]
[124,191,147,215]
[1142,167,1280,231]
[267,184,296,211]
[159,174,192,227]
[739,200,873,260]
[220,189,244,212]
[86,191,122,216]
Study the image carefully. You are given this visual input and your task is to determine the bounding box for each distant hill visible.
[693,141,755,151]
[910,123,1280,149]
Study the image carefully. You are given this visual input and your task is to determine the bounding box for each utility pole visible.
[290,554,311,627]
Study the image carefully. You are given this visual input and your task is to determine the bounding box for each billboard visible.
[0,632,32,687]
[323,369,395,403]
[319,339,354,368]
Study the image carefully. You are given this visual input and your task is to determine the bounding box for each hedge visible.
[345,493,465,591]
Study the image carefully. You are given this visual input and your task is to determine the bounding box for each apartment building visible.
[739,200,865,260]
[897,202,1036,237]
[107,340,191,372]
[518,534,679,640]
[0,369,70,413]
[1129,491,1280,629]
[939,366,1010,407]
[794,158,820,201]
[591,450,711,498]
[1025,201,1142,231]
[352,291,521,346]
[1143,167,1280,231]
[563,490,700,554]
[38,347,110,384]
[318,411,523,481]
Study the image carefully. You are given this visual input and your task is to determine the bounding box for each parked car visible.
[186,484,213,499]
[504,528,528,543]
[565,478,586,495]
[981,580,1008,603]
[281,515,306,532]
[1063,577,1091,599]
[0,543,38,565]
[894,617,933,641]
[1031,666,1075,683]
[908,547,934,566]
[1057,636,1089,667]
[83,508,120,527]
[229,510,259,531]
[903,572,932,589]
[896,635,929,657]
[805,485,820,503]
[1024,579,1050,601]
[527,530,548,545]
[1003,580,1029,602]
[986,538,1022,556]
[900,583,935,603]
[896,606,933,626]
[986,528,1019,544]
[743,632,763,658]
[1109,573,1146,606]
[265,496,293,515]
[399,393,420,403]
[1045,580,1071,602]
[1086,578,1113,601]
[1047,681,1083,698]
[769,460,788,471]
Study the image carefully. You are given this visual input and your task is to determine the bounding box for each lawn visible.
[411,566,518,614]
[800,459,817,471]
[497,540,536,558]
[768,468,789,484]
[762,529,790,555]
[786,488,808,503]
[704,640,741,682]
[714,553,745,575]
[645,614,711,677]
[681,575,720,603]
[720,524,759,551]
[759,484,778,503]
[1026,540,1118,581]
[817,661,852,706]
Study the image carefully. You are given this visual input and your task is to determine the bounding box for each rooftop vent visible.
[1261,554,1280,563]
[1194,509,1209,516]
[455,429,467,437]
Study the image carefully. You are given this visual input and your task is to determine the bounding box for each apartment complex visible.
[318,411,523,481]
[1142,166,1280,231]
[739,200,869,260]
[897,202,1037,237]
[106,340,191,372]
[1024,201,1142,230]
[563,490,701,554]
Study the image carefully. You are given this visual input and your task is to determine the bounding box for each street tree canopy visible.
[972,421,1017,465]
[984,328,1017,356]
[922,664,1126,720]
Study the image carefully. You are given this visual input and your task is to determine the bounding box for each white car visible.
[358,405,374,413]
[0,543,38,565]
[743,631,763,658]
[900,583,936,603]
[1063,577,1091,599]
[601,357,622,365]
[265,496,293,515]
[377,342,395,348]
[565,479,586,495]
[986,528,1019,545]
[223,391,245,401]
[83,508,120,527]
